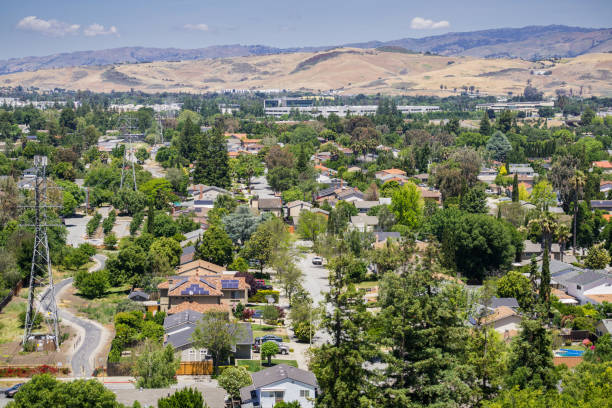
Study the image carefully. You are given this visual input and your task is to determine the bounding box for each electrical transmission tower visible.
[119,116,138,191]
[155,113,165,145]
[22,155,61,351]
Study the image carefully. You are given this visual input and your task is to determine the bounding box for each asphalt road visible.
[296,252,332,345]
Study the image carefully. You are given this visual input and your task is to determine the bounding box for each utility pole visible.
[22,155,61,351]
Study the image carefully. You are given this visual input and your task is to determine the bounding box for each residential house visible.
[240,364,319,408]
[470,306,521,338]
[590,200,612,211]
[256,197,283,217]
[188,185,231,202]
[373,231,401,249]
[179,246,196,265]
[554,269,612,304]
[346,166,362,173]
[335,188,364,203]
[595,319,612,337]
[164,310,253,361]
[177,259,225,276]
[350,215,378,232]
[285,201,313,224]
[521,240,562,262]
[181,229,204,246]
[489,297,520,311]
[592,161,612,173]
[413,173,429,184]
[478,167,498,183]
[355,201,381,214]
[600,180,612,194]
[158,273,250,314]
[551,288,578,305]
[375,168,407,183]
[509,164,535,177]
[419,187,442,204]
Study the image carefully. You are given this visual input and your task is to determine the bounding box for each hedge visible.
[248,290,279,303]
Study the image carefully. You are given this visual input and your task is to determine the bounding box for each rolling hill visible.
[2,48,611,97]
[0,25,610,75]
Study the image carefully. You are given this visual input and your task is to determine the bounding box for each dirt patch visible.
[101,68,142,86]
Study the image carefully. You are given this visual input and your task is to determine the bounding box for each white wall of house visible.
[493,316,521,334]
[256,379,316,408]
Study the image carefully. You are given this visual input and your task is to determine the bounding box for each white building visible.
[265,105,440,118]
[240,364,319,408]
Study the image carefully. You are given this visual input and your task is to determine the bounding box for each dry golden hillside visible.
[2,48,611,97]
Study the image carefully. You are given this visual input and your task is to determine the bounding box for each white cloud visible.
[183,23,209,32]
[84,23,119,37]
[410,17,450,30]
[17,16,80,37]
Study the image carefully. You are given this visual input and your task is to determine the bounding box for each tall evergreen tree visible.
[377,260,475,407]
[178,116,201,161]
[193,126,231,188]
[540,247,551,313]
[479,111,492,136]
[310,254,379,408]
[511,173,519,202]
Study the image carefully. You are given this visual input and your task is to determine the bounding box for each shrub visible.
[104,233,118,249]
[19,310,43,329]
[102,210,117,235]
[74,269,109,299]
[217,366,252,399]
[158,387,205,408]
[130,212,144,235]
[293,321,313,343]
[248,290,279,303]
[86,212,102,237]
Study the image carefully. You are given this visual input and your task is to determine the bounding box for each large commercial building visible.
[475,101,554,116]
[265,104,440,118]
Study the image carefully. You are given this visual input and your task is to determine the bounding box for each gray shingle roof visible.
[164,321,253,349]
[375,231,401,241]
[490,297,519,309]
[566,271,609,286]
[163,309,203,330]
[258,198,282,209]
[240,364,318,402]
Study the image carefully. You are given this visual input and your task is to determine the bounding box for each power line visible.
[119,115,138,191]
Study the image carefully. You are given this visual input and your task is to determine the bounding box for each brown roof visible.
[258,198,282,209]
[167,276,224,297]
[177,259,225,275]
[481,306,517,325]
[586,294,612,304]
[167,302,230,315]
[551,288,577,301]
[379,168,406,175]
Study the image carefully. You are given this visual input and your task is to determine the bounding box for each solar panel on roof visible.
[180,283,209,296]
[221,279,239,289]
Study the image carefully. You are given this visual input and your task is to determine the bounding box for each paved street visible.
[250,175,275,198]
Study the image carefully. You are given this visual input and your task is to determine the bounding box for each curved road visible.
[43,253,108,377]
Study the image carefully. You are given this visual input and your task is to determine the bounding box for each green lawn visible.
[355,281,379,289]
[559,344,586,351]
[237,359,298,372]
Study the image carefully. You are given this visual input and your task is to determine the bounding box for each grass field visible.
[70,285,131,324]
[237,359,298,372]
[0,301,26,344]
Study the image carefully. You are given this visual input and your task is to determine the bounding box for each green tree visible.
[217,367,252,400]
[193,127,231,188]
[150,237,182,268]
[157,387,207,408]
[460,185,487,213]
[309,254,377,407]
[7,373,124,408]
[296,211,327,241]
[135,147,149,163]
[497,270,534,310]
[486,131,512,161]
[133,340,180,389]
[267,166,298,192]
[233,154,264,190]
[390,181,424,230]
[540,247,551,312]
[222,206,262,245]
[505,318,556,390]
[74,269,109,298]
[196,225,233,266]
[584,243,611,269]
[530,180,556,212]
[511,173,519,202]
[378,261,474,407]
[261,341,280,365]
[139,178,176,210]
[479,112,492,136]
[191,314,245,372]
[61,191,78,216]
[112,189,147,215]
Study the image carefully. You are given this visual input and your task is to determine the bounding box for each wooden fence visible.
[176,361,213,375]
[0,280,23,313]
[553,356,583,368]
[107,360,213,376]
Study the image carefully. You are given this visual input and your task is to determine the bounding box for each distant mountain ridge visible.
[1,25,611,75]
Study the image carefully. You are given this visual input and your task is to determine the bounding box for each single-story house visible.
[470,306,521,338]
[509,164,535,177]
[180,246,196,265]
[375,168,407,182]
[286,201,313,221]
[590,200,612,211]
[350,215,378,232]
[256,198,283,217]
[177,259,225,276]
[354,201,380,213]
[600,180,612,193]
[128,290,150,302]
[596,319,612,337]
[592,161,612,173]
[164,311,253,361]
[240,364,318,408]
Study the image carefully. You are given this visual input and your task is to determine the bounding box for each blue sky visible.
[1,0,611,60]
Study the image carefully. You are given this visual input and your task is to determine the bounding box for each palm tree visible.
[570,171,586,255]
[528,212,558,253]
[555,224,571,262]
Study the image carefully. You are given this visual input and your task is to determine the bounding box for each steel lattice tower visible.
[22,155,60,351]
[119,116,138,191]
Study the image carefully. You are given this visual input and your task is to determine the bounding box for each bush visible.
[158,387,205,408]
[293,321,313,343]
[102,210,117,235]
[130,212,144,235]
[74,269,109,299]
[104,233,118,249]
[248,290,279,303]
[86,212,102,237]
[217,366,252,399]
[19,310,43,329]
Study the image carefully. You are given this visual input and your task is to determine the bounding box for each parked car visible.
[255,335,283,345]
[253,342,289,354]
[253,310,264,319]
[4,383,24,398]
[312,256,323,265]
[254,280,273,290]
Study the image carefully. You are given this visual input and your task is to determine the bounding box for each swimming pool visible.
[557,349,585,357]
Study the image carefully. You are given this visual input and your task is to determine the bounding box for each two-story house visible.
[240,364,319,408]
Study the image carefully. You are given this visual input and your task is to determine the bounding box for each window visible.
[200,349,207,361]
[188,349,195,361]
[273,391,284,403]
[300,390,310,398]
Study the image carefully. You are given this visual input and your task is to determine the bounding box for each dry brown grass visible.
[2,49,612,97]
